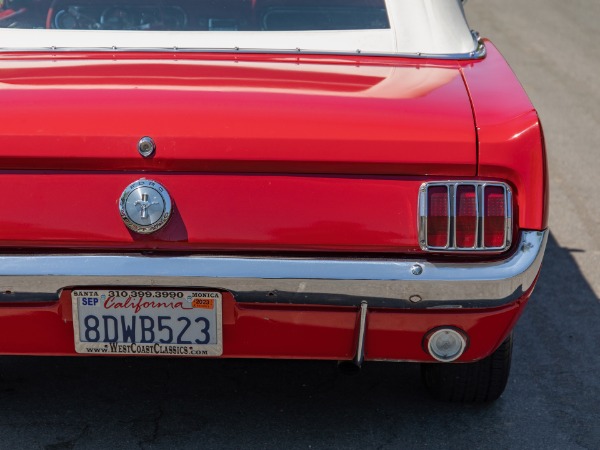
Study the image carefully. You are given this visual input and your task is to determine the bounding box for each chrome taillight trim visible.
[418,181,513,252]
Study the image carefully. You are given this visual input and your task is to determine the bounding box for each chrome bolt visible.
[411,264,424,276]
[409,295,422,303]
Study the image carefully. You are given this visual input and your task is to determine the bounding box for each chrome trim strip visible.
[0,32,486,61]
[506,188,514,247]
[0,230,547,309]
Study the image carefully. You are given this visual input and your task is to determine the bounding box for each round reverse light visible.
[427,328,467,362]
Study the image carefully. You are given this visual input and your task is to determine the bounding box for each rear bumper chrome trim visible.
[0,230,547,309]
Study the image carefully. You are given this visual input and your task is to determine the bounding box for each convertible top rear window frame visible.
[0,30,486,60]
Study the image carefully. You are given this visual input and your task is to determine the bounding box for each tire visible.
[421,333,513,403]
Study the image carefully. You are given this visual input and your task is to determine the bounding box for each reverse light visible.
[426,328,468,362]
[419,182,512,252]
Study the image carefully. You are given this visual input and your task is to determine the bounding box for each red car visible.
[0,0,547,403]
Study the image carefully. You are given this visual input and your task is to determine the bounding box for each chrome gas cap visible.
[119,179,172,234]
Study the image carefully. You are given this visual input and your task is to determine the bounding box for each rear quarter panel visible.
[461,41,549,231]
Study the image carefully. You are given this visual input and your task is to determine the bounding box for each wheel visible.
[421,333,513,403]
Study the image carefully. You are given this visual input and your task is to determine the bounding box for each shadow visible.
[0,232,598,449]
[126,200,189,244]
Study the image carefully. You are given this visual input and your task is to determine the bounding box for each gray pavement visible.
[467,0,600,298]
[1,1,599,449]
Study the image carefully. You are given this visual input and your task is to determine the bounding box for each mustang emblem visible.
[119,179,172,234]
[134,193,159,219]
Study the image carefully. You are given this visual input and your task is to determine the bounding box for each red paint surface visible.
[0,173,526,251]
[460,42,548,230]
[0,173,419,251]
[0,55,476,175]
[0,290,528,362]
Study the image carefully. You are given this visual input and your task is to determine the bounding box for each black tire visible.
[421,333,513,403]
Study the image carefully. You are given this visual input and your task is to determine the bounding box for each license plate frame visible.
[72,289,223,357]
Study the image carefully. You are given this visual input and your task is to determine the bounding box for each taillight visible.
[419,182,512,252]
[483,186,507,248]
[426,186,449,248]
[455,185,477,248]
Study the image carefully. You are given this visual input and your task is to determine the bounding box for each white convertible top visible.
[0,0,478,58]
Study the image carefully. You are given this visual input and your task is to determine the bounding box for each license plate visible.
[72,289,222,356]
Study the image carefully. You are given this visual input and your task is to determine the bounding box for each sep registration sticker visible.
[72,289,222,357]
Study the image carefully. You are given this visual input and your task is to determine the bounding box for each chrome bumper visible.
[0,230,547,309]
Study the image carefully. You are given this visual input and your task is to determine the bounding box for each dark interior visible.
[0,0,389,31]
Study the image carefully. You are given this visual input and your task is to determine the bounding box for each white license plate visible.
[72,289,222,356]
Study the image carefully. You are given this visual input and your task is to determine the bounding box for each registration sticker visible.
[72,289,222,356]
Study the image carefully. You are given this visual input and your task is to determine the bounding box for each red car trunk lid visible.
[0,55,475,175]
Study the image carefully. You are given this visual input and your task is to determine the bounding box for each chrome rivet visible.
[411,264,424,276]
[409,295,422,303]
[138,137,156,158]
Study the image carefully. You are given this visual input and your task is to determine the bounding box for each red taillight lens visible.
[427,186,449,248]
[455,185,477,248]
[484,186,506,247]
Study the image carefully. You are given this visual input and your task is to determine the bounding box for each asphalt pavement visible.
[0,1,599,448]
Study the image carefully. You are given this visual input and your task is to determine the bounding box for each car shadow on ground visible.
[0,232,598,449]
